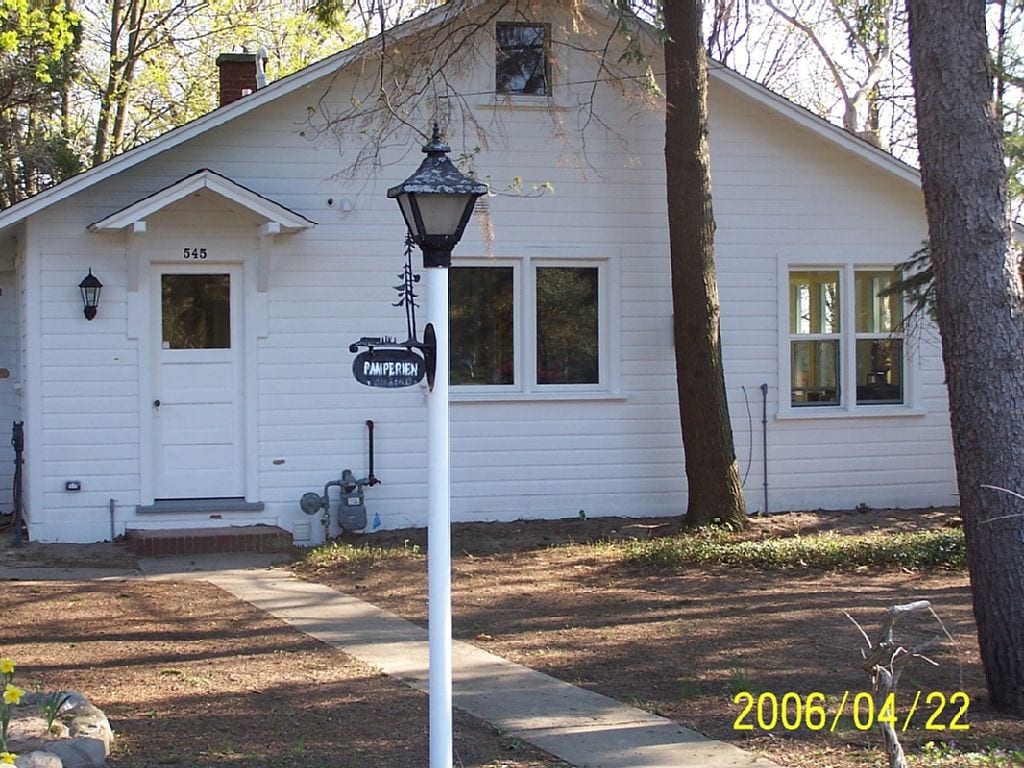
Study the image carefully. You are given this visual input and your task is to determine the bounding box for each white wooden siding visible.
[11,9,956,542]
[0,260,19,509]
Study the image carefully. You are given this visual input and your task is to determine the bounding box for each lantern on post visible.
[388,124,486,768]
[388,124,488,268]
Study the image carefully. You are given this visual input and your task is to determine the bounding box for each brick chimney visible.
[216,49,268,106]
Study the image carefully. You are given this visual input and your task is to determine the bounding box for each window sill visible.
[451,389,626,403]
[775,405,928,421]
[476,96,570,111]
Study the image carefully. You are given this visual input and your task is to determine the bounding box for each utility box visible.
[337,469,368,532]
[297,421,380,537]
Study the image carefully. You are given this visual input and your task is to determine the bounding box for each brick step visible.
[126,525,293,557]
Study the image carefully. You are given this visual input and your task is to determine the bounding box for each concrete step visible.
[126,525,293,557]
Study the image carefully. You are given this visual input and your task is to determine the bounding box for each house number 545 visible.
[183,247,208,259]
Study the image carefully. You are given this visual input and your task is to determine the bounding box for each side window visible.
[496,22,549,96]
[789,270,840,406]
[449,260,608,393]
[536,266,599,385]
[855,270,904,404]
[786,266,905,410]
[450,266,515,385]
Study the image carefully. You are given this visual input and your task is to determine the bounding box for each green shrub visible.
[622,528,965,570]
[915,740,1024,766]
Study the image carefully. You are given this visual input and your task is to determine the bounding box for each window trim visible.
[449,254,618,400]
[778,258,920,419]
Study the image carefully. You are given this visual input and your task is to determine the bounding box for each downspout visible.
[12,420,24,547]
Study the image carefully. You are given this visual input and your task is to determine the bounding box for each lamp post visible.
[388,125,487,768]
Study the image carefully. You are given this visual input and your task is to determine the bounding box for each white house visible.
[0,1,959,544]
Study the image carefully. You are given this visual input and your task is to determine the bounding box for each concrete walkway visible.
[5,555,782,768]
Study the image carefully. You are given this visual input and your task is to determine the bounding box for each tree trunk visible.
[94,0,129,164]
[110,0,145,157]
[663,0,747,529]
[906,0,1024,715]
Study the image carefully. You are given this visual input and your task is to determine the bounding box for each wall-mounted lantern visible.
[79,269,102,321]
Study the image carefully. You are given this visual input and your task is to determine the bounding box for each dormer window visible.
[496,22,549,96]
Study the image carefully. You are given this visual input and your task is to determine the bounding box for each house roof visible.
[87,168,315,232]
[0,1,960,238]
[0,2,463,237]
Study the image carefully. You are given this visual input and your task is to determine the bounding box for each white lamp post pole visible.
[425,265,452,768]
[388,124,487,768]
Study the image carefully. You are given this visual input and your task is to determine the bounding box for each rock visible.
[7,715,52,742]
[7,735,105,768]
[68,711,113,753]
[13,751,62,768]
[60,700,98,720]
[54,693,89,715]
[17,691,83,715]
[5,691,112,768]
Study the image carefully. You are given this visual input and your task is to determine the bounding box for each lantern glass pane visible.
[396,194,417,235]
[416,193,473,237]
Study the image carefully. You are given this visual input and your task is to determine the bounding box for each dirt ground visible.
[0,536,138,569]
[300,507,1024,768]
[1,507,1022,768]
[0,578,566,768]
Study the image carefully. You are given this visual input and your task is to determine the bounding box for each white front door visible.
[152,264,244,499]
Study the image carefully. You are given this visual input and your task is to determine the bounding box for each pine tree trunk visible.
[906,0,1024,715]
[663,0,747,529]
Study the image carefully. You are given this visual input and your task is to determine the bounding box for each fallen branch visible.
[846,601,945,768]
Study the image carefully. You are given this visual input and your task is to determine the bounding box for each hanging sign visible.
[353,348,426,388]
[349,238,436,389]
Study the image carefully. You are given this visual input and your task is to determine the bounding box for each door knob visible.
[153,399,161,408]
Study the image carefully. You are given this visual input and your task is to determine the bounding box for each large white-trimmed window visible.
[449,258,612,396]
[785,265,905,411]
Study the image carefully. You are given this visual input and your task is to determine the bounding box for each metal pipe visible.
[109,498,116,542]
[12,420,24,547]
[366,419,379,485]
[760,383,769,514]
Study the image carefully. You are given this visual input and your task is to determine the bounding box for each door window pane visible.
[496,23,549,95]
[791,340,839,405]
[789,270,840,334]
[856,270,902,333]
[450,267,514,385]
[856,339,904,404]
[536,267,599,385]
[161,274,231,349]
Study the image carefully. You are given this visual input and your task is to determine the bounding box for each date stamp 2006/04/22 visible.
[733,691,970,733]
